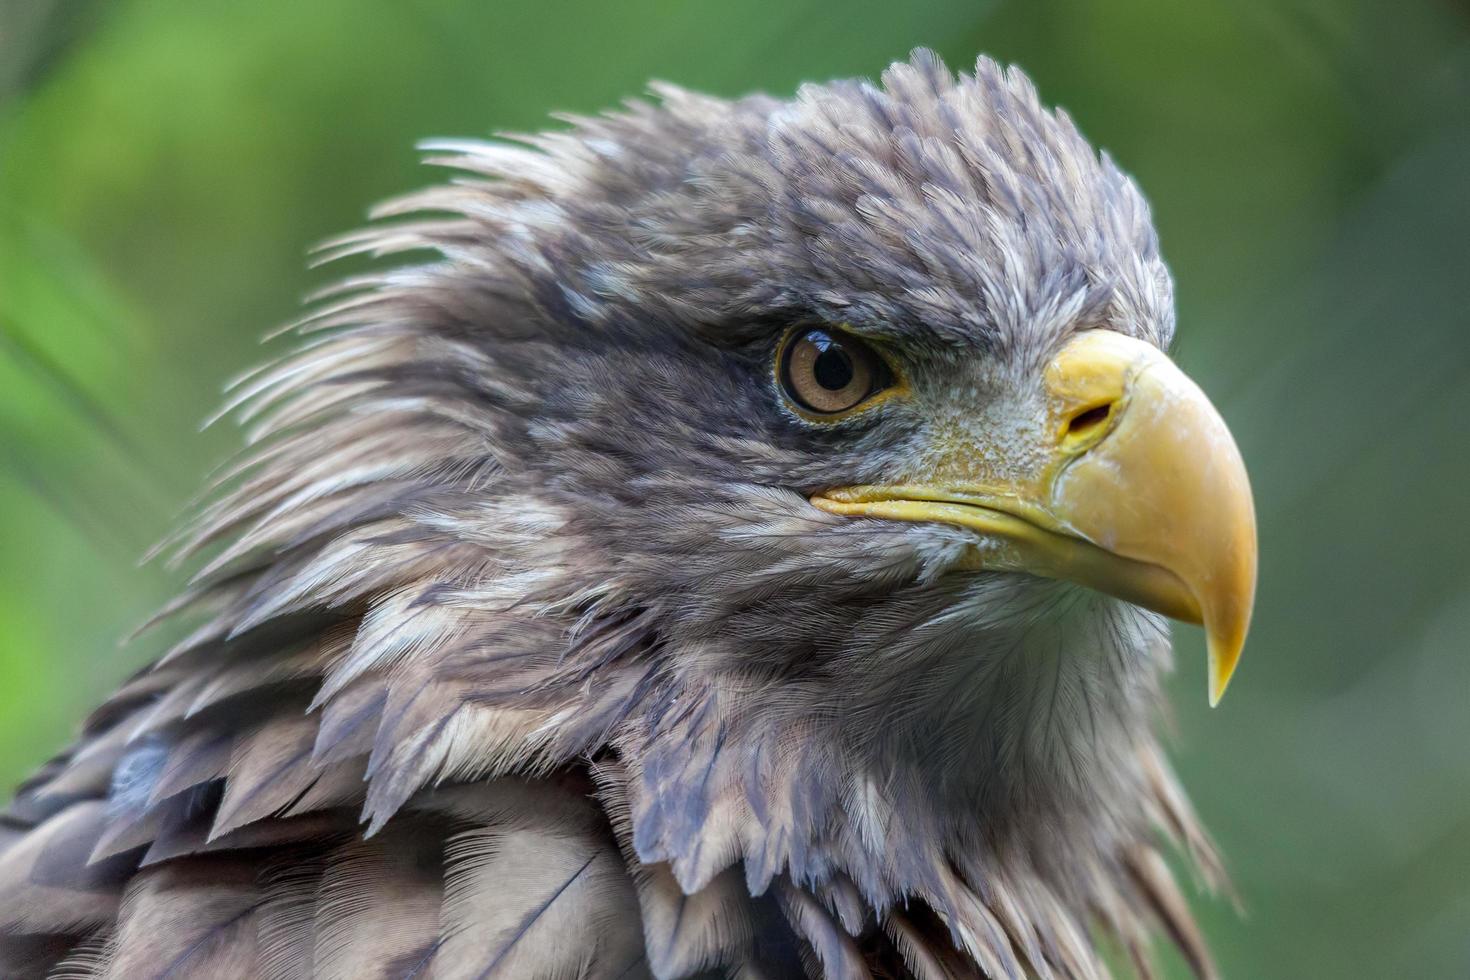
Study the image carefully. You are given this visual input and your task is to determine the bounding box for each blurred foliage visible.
[1,0,1468,975]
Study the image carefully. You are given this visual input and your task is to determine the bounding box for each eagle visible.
[0,51,1256,980]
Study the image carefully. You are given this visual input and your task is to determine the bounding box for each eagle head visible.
[1,50,1256,980]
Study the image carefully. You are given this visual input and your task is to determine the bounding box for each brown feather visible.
[309,826,444,980]
[102,859,265,980]
[211,711,321,838]
[0,802,132,935]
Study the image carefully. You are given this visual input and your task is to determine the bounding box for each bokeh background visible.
[2,0,1467,976]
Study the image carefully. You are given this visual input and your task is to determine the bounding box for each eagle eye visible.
[778,327,894,416]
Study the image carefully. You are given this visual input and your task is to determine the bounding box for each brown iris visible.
[779,328,892,415]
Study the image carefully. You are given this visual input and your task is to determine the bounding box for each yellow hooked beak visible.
[811,331,1257,705]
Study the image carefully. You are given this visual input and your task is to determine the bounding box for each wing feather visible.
[310,823,445,980]
[102,858,265,980]
[434,795,643,978]
[0,802,134,934]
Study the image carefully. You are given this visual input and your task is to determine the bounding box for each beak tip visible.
[1206,637,1244,707]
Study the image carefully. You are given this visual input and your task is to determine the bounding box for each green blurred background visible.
[1,0,1467,975]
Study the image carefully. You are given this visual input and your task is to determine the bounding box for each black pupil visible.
[810,336,855,390]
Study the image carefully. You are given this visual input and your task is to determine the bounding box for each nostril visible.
[1066,403,1114,438]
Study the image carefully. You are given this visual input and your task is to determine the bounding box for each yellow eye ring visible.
[776,326,902,420]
